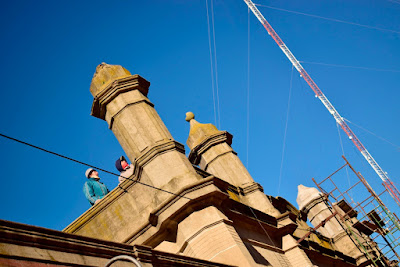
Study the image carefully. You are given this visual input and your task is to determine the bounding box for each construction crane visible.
[242,0,400,206]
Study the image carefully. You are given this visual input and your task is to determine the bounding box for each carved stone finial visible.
[185,112,195,122]
[296,184,323,211]
[90,63,132,97]
[185,114,224,150]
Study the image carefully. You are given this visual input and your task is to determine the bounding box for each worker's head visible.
[85,168,99,178]
[115,156,129,172]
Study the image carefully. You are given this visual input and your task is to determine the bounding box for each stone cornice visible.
[1,219,233,267]
[91,75,150,120]
[188,131,233,165]
[0,219,133,258]
[124,177,231,244]
[131,139,185,174]
[299,242,357,266]
[244,238,285,254]
[240,182,264,195]
[192,165,211,178]
[301,195,326,215]
[132,245,234,266]
[123,176,291,247]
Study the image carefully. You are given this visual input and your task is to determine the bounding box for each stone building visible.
[0,63,391,266]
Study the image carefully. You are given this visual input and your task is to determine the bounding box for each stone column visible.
[296,185,369,265]
[90,63,200,191]
[296,185,343,238]
[185,112,280,216]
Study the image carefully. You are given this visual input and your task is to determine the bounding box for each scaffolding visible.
[308,156,400,266]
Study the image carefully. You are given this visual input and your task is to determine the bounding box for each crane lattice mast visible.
[242,0,400,206]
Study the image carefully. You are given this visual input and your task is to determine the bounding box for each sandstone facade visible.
[0,63,387,267]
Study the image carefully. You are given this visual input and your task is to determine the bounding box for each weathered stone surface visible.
[186,113,280,217]
[296,185,378,266]
[90,62,132,96]
[3,63,380,267]
[0,220,232,267]
[296,184,323,211]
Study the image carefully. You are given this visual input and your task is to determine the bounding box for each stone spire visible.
[89,62,200,199]
[185,112,227,150]
[185,112,280,216]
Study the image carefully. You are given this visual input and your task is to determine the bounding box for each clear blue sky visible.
[0,0,399,231]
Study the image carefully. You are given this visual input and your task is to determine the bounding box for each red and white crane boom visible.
[242,0,400,206]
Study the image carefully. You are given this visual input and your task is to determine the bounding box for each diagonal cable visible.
[336,122,353,200]
[300,61,400,73]
[344,118,400,151]
[278,66,294,195]
[0,132,191,200]
[254,3,400,34]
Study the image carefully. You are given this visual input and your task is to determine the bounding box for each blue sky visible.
[0,0,399,231]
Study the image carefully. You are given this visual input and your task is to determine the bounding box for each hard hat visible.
[85,168,95,178]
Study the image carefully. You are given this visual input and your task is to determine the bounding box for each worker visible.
[83,168,109,206]
[115,156,134,183]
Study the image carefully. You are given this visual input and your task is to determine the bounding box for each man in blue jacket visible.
[83,168,109,206]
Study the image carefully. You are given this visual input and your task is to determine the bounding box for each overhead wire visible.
[246,6,250,168]
[0,132,308,255]
[277,66,294,195]
[387,0,400,5]
[344,118,400,151]
[3,130,331,225]
[247,206,283,264]
[0,132,191,200]
[210,0,221,128]
[300,61,400,73]
[254,3,400,34]
[244,8,291,258]
[336,122,353,201]
[205,0,217,126]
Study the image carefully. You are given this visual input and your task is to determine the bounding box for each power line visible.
[211,0,222,128]
[336,122,353,201]
[205,0,217,126]
[387,0,400,5]
[0,132,314,248]
[300,61,400,73]
[278,66,294,195]
[246,6,250,168]
[247,206,282,264]
[254,3,400,34]
[0,132,191,200]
